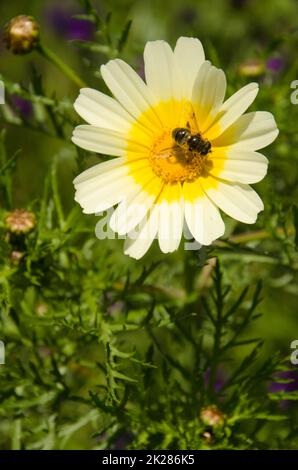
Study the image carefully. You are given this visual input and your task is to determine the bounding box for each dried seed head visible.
[3,15,40,54]
[10,250,24,265]
[200,405,225,427]
[201,431,213,444]
[5,209,36,234]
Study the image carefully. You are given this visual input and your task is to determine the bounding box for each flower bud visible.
[36,303,48,316]
[10,250,24,265]
[200,405,225,428]
[238,59,265,77]
[3,15,39,55]
[266,57,284,73]
[5,209,36,234]
[201,431,213,444]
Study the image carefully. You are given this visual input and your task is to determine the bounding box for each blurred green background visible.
[1,0,297,353]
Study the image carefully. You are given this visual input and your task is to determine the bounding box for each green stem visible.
[216,226,294,246]
[51,159,65,229]
[208,263,223,398]
[12,419,22,450]
[37,43,86,88]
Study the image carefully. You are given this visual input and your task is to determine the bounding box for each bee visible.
[172,127,211,156]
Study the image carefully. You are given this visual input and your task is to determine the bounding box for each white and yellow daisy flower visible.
[72,37,278,259]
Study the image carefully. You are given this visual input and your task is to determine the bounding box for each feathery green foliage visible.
[0,0,298,450]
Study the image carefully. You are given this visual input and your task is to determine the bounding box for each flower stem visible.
[216,226,294,246]
[51,158,65,229]
[37,43,86,88]
[208,261,224,398]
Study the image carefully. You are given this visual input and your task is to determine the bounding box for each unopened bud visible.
[4,15,39,55]
[200,405,225,428]
[36,303,48,316]
[201,431,213,444]
[10,250,24,265]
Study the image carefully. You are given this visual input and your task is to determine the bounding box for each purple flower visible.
[178,7,197,25]
[11,95,33,118]
[269,369,298,409]
[266,57,284,73]
[107,300,125,316]
[113,432,133,450]
[45,6,95,41]
[135,56,145,81]
[204,368,225,393]
[269,370,298,394]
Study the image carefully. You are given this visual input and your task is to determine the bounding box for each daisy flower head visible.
[72,37,279,259]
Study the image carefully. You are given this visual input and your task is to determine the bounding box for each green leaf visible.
[117,20,132,52]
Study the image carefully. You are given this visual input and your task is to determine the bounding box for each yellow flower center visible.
[148,129,212,184]
[126,100,222,199]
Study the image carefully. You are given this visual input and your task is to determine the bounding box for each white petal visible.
[210,150,268,183]
[109,177,160,235]
[158,184,184,253]
[72,125,148,156]
[184,183,225,245]
[74,156,126,185]
[174,37,205,100]
[192,61,226,131]
[207,83,259,139]
[74,159,148,214]
[74,88,133,131]
[100,59,159,127]
[124,206,159,259]
[144,40,182,101]
[201,178,264,224]
[75,164,128,199]
[213,111,279,150]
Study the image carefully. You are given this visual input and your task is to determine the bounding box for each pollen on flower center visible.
[149,130,213,184]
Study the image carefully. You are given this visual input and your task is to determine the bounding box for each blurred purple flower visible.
[269,370,298,394]
[113,432,133,450]
[269,369,298,408]
[46,6,94,41]
[266,57,284,73]
[11,95,33,118]
[178,7,197,25]
[107,300,125,316]
[135,56,145,81]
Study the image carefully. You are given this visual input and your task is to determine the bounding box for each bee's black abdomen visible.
[188,135,200,151]
[200,141,211,155]
[172,127,211,156]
